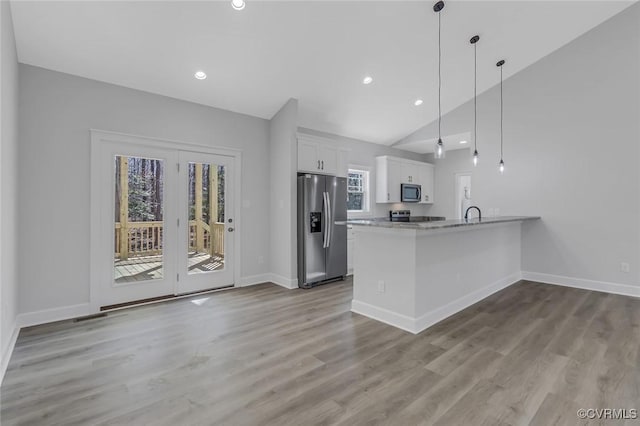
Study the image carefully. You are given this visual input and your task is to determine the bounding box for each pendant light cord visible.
[474,42,477,153]
[438,11,442,140]
[500,66,503,159]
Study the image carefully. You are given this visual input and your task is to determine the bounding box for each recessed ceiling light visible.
[194,71,207,80]
[231,0,245,11]
[362,76,373,85]
[460,140,468,144]
[414,99,423,106]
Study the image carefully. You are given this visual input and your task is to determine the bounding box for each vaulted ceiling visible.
[10,0,636,144]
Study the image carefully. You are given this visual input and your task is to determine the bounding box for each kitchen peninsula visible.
[349,216,540,334]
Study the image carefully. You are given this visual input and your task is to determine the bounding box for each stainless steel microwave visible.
[401,183,421,203]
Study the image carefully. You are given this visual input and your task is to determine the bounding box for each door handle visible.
[321,160,324,170]
[228,227,235,232]
[322,192,329,248]
[317,160,321,169]
[326,193,332,246]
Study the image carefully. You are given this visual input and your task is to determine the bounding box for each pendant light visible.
[433,1,445,159]
[470,35,480,166]
[497,59,505,173]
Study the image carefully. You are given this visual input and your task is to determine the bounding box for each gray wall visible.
[298,127,433,218]
[18,65,271,313]
[1,0,19,370]
[269,99,298,284]
[399,4,640,287]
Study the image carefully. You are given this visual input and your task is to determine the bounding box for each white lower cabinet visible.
[347,225,354,275]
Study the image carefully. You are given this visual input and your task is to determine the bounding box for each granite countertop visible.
[347,216,540,231]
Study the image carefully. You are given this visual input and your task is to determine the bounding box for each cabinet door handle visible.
[321,160,324,170]
[387,193,390,201]
[317,160,321,169]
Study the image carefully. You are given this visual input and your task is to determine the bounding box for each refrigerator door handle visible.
[322,191,329,248]
[326,193,332,247]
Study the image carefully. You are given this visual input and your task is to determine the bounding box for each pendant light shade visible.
[435,138,445,158]
[470,35,480,166]
[433,1,446,159]
[497,59,505,174]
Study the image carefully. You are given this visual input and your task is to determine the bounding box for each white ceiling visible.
[10,0,635,144]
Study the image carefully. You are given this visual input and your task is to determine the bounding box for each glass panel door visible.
[96,141,178,308]
[93,136,237,308]
[178,151,234,294]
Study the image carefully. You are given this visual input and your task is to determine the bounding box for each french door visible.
[92,136,236,308]
[177,151,234,294]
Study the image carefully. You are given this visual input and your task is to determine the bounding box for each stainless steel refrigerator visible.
[297,174,347,288]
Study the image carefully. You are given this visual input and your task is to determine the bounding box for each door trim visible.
[90,129,242,313]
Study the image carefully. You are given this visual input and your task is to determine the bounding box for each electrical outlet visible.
[377,280,385,293]
[621,262,630,273]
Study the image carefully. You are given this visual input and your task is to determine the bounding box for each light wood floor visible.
[1,279,639,425]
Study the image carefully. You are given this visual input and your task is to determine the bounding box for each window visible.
[347,168,370,215]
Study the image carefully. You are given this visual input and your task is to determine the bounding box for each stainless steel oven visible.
[401,183,421,203]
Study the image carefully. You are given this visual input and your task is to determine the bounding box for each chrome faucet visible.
[464,206,482,221]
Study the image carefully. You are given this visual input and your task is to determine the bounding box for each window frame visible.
[346,166,371,218]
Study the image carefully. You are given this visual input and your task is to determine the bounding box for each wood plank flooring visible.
[1,279,639,425]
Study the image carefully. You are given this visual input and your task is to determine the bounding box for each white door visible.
[92,136,238,308]
[177,151,235,294]
[95,141,179,307]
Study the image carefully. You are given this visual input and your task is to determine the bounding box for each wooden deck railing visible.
[115,221,224,259]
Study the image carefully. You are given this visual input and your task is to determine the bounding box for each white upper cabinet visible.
[403,162,419,184]
[376,155,435,204]
[298,139,321,172]
[297,134,348,177]
[417,162,435,204]
[376,156,403,203]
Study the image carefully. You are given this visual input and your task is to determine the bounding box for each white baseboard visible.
[413,271,522,334]
[16,303,94,329]
[237,274,272,287]
[269,273,298,290]
[1,323,19,385]
[351,300,417,334]
[521,271,640,298]
[351,271,522,335]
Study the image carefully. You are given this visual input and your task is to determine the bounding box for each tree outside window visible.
[347,169,369,214]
